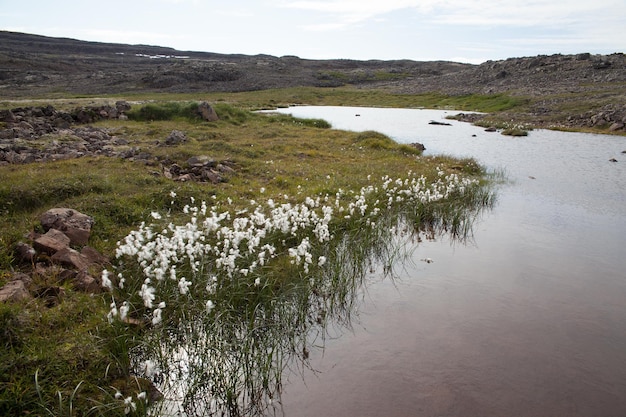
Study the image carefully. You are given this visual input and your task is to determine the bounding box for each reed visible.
[106,168,495,416]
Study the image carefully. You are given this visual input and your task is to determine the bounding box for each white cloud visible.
[280,0,626,29]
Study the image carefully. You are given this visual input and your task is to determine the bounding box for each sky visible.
[1,0,625,64]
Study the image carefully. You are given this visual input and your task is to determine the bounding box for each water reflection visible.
[272,106,626,417]
[130,167,496,417]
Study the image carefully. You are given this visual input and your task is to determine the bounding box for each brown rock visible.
[0,280,31,303]
[51,247,90,271]
[216,163,235,174]
[197,102,219,122]
[13,272,33,289]
[81,246,109,266]
[164,130,187,146]
[73,271,101,293]
[115,100,131,113]
[40,208,94,246]
[34,229,71,254]
[201,169,222,183]
[176,173,193,182]
[59,269,78,281]
[14,242,36,262]
[187,155,215,167]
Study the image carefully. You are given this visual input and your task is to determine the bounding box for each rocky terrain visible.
[1,30,625,131]
[0,101,237,182]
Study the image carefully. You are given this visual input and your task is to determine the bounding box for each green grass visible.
[2,87,526,114]
[0,98,495,416]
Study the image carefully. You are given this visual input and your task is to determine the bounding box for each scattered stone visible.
[51,247,91,272]
[161,158,235,183]
[115,100,131,114]
[73,271,101,293]
[34,229,71,255]
[216,163,236,174]
[609,158,618,162]
[187,155,215,167]
[81,246,110,266]
[485,127,497,132]
[40,208,94,246]
[0,207,111,301]
[197,102,219,122]
[0,280,31,303]
[14,242,36,263]
[201,170,222,183]
[176,173,194,182]
[428,120,452,126]
[163,130,188,146]
[409,142,426,152]
[59,269,78,282]
[0,104,131,165]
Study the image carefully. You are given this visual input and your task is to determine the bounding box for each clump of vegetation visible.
[501,127,529,136]
[473,119,532,137]
[105,167,494,415]
[127,101,202,121]
[0,96,495,416]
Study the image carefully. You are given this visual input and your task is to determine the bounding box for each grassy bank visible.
[0,98,495,416]
[0,86,528,113]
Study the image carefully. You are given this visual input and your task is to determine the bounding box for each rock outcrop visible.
[0,104,131,164]
[0,104,237,181]
[0,208,110,304]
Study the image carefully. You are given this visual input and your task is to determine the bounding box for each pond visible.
[270,106,626,417]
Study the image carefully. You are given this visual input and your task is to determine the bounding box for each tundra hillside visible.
[1,31,625,133]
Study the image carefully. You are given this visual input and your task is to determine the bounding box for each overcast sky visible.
[1,0,624,64]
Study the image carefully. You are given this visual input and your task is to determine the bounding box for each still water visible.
[272,106,626,417]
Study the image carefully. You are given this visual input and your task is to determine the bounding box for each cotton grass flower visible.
[111,169,484,322]
[123,396,136,414]
[101,269,113,291]
[105,167,492,414]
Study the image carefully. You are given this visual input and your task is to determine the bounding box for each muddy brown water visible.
[271,106,626,417]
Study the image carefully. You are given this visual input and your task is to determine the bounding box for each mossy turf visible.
[0,95,491,415]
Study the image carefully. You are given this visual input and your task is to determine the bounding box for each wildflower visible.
[152,308,163,325]
[115,391,123,399]
[254,277,261,286]
[170,191,177,198]
[124,396,136,414]
[318,256,327,266]
[137,391,147,401]
[119,301,129,321]
[107,301,118,323]
[178,277,192,295]
[142,359,157,378]
[150,211,162,220]
[206,300,215,313]
[101,269,113,291]
[260,187,266,193]
[139,280,156,308]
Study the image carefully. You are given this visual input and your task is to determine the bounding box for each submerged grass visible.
[0,98,496,416]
